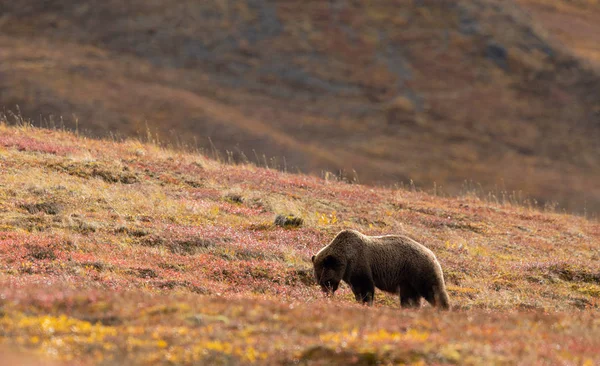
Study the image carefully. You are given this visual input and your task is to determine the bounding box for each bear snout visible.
[319,280,339,294]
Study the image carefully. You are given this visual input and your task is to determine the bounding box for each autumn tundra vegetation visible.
[2,0,600,214]
[0,118,599,364]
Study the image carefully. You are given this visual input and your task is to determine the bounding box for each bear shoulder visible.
[335,229,363,240]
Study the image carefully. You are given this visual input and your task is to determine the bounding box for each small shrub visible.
[168,238,216,255]
[152,280,210,294]
[536,262,600,285]
[158,262,187,272]
[285,268,316,286]
[81,261,112,272]
[299,346,381,365]
[225,193,244,204]
[222,248,276,261]
[274,214,303,228]
[247,222,274,231]
[49,161,139,184]
[140,235,218,255]
[127,267,158,279]
[115,226,150,237]
[139,235,165,247]
[25,243,57,260]
[20,202,61,215]
[185,179,204,188]
[73,219,99,234]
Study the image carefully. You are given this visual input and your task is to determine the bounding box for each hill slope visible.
[517,0,600,67]
[1,0,599,214]
[1,122,599,364]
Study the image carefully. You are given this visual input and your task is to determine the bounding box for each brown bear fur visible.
[312,229,450,310]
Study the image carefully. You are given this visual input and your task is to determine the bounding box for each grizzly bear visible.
[312,229,449,309]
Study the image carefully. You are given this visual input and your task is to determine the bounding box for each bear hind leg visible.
[400,285,421,308]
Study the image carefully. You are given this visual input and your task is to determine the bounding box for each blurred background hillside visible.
[1,0,599,213]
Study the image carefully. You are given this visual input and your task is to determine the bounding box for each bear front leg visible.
[349,274,375,306]
[354,290,374,306]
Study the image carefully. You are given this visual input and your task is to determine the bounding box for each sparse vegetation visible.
[0,122,599,364]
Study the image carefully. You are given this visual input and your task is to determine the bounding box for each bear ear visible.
[311,255,315,263]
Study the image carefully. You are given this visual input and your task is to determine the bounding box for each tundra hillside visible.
[0,122,599,364]
[1,0,600,213]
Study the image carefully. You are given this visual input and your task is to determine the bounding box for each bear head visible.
[311,253,345,295]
